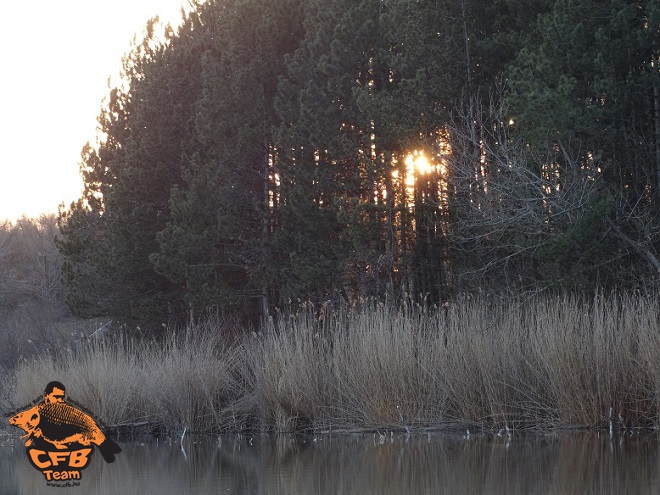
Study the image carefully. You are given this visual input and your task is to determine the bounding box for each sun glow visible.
[403,150,448,183]
[405,151,434,176]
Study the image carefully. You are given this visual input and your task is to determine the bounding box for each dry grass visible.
[3,292,659,433]
[5,319,250,433]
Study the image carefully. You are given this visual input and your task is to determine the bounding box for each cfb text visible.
[28,448,92,470]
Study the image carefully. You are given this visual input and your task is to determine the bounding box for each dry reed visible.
[3,292,658,433]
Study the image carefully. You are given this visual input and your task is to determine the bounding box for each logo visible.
[7,381,122,487]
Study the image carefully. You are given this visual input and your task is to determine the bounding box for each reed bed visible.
[3,292,659,433]
[5,319,251,433]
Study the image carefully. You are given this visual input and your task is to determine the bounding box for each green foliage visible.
[533,197,614,289]
[504,0,660,289]
[60,17,208,326]
[507,0,658,187]
[57,0,660,329]
[152,0,306,323]
[273,0,378,302]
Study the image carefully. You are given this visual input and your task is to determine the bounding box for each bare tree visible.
[0,221,26,308]
[0,215,69,367]
[605,191,660,281]
[444,95,603,292]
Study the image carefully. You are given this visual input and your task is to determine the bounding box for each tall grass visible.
[5,318,251,433]
[3,292,659,433]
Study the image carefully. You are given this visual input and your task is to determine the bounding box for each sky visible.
[0,0,191,222]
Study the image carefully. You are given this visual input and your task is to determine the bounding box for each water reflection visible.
[1,430,659,494]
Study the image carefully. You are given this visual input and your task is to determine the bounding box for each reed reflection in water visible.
[1,431,659,494]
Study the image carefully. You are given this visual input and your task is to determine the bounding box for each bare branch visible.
[606,217,660,277]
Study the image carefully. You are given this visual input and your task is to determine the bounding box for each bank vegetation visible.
[3,292,658,434]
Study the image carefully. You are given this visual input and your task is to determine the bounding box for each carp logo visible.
[7,381,122,486]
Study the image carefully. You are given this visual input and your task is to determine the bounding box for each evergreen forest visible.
[57,0,660,330]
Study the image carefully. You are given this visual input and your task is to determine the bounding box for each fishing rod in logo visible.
[8,381,122,484]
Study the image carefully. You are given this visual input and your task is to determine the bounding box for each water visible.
[1,430,659,494]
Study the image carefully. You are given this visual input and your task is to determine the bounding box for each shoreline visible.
[3,293,660,435]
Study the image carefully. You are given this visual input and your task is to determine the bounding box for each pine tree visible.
[153,0,306,324]
[59,16,207,327]
[503,0,660,288]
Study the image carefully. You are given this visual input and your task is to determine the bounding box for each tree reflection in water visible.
[2,431,658,494]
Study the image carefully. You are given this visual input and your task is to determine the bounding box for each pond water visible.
[1,430,659,494]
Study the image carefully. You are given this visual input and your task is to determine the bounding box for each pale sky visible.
[0,0,192,222]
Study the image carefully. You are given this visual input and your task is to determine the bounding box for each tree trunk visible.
[261,141,272,329]
[460,0,472,97]
[654,79,660,199]
[607,217,660,278]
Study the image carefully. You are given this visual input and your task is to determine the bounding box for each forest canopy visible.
[57,0,660,329]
